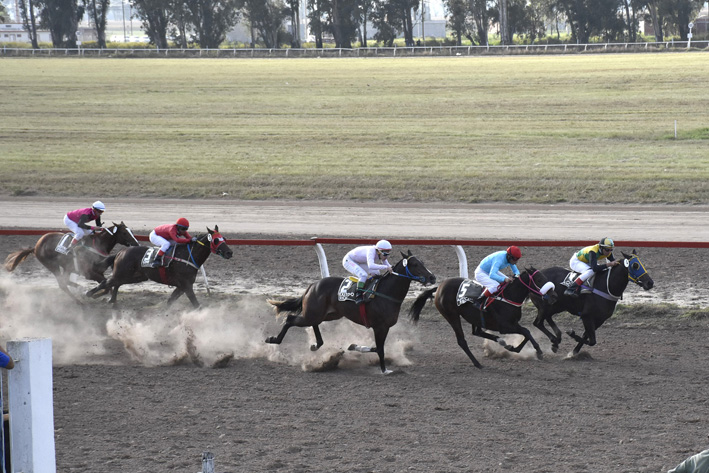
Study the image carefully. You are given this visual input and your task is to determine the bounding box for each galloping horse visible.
[266,251,436,374]
[409,267,558,368]
[529,251,654,355]
[4,222,140,302]
[87,226,232,308]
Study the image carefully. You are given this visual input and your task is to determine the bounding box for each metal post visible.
[201,452,215,473]
[7,338,56,473]
[312,241,330,277]
[453,245,468,278]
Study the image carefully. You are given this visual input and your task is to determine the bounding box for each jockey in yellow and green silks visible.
[564,237,621,298]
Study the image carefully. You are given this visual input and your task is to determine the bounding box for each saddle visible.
[563,271,597,295]
[456,279,485,306]
[141,246,177,268]
[55,234,74,255]
[337,277,382,303]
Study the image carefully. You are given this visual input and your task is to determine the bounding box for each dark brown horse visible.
[4,222,140,303]
[529,251,654,355]
[87,226,233,308]
[266,250,436,374]
[408,267,558,368]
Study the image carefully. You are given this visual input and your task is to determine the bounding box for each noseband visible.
[392,257,428,283]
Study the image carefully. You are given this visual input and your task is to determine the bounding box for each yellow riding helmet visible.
[599,237,615,249]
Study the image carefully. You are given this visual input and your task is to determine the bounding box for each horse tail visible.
[408,287,437,324]
[267,295,304,316]
[4,248,35,272]
[96,254,117,273]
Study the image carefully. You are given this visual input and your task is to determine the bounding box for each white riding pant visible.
[569,255,594,281]
[64,215,89,241]
[474,266,501,294]
[149,231,172,253]
[342,256,379,283]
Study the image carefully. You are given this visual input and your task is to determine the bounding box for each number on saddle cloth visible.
[141,246,177,268]
[337,277,382,302]
[456,279,484,306]
[55,234,74,255]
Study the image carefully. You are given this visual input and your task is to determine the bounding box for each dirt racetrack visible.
[1,200,708,473]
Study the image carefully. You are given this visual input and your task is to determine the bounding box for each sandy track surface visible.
[1,199,708,473]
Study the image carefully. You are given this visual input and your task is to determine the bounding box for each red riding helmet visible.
[176,217,190,229]
[506,246,522,260]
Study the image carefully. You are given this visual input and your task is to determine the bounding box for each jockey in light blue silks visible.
[473,246,522,310]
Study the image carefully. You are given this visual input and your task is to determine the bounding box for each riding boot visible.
[67,238,80,253]
[564,278,583,298]
[354,281,365,304]
[151,251,165,268]
[472,289,493,311]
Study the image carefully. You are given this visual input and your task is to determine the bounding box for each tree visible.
[555,0,623,43]
[83,0,110,47]
[242,0,288,48]
[307,0,325,48]
[357,0,374,46]
[470,0,491,45]
[37,0,84,47]
[658,0,703,40]
[19,0,40,48]
[0,3,9,22]
[184,0,242,48]
[132,0,171,48]
[445,0,471,45]
[370,0,404,45]
[285,0,301,47]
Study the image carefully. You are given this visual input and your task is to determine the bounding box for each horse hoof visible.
[347,344,357,351]
[265,337,278,344]
[536,352,544,360]
[382,369,394,375]
[551,344,559,353]
[310,344,321,352]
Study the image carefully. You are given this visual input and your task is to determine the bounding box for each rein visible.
[391,257,428,283]
[496,270,543,307]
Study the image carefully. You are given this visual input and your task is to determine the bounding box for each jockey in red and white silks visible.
[148,218,194,267]
[342,240,393,284]
[64,201,105,247]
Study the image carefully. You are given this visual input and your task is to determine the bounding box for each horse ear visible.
[622,251,630,259]
[632,249,637,255]
[400,251,407,258]
[207,227,213,234]
[214,225,219,232]
[407,249,412,256]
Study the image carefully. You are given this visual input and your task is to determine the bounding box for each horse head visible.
[393,250,436,285]
[206,225,233,260]
[621,250,654,290]
[515,266,558,305]
[111,221,140,247]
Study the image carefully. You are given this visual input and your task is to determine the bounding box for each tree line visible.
[13,0,705,50]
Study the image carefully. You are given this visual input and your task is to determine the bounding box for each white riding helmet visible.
[375,240,392,251]
[92,201,106,212]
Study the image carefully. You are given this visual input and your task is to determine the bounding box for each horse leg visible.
[265,315,297,344]
[178,286,200,309]
[505,325,544,359]
[86,279,108,298]
[471,325,507,349]
[373,326,391,375]
[167,288,185,306]
[446,315,482,368]
[533,313,562,353]
[109,284,121,304]
[310,325,324,351]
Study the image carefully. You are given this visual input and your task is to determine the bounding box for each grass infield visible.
[1,54,708,203]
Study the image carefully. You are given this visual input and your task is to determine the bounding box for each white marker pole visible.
[7,338,56,473]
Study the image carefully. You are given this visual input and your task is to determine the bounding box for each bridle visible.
[391,256,429,283]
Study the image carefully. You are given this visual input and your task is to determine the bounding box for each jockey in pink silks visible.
[63,201,105,249]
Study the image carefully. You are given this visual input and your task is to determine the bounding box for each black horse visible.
[87,226,233,308]
[409,267,558,368]
[529,250,654,355]
[4,222,140,303]
[266,251,436,374]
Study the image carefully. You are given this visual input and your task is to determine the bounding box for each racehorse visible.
[4,222,140,303]
[408,267,557,368]
[529,250,654,356]
[266,250,436,374]
[86,226,232,308]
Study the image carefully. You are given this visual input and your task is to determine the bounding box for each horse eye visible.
[632,263,640,270]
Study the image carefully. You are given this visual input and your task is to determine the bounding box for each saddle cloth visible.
[456,279,484,306]
[141,246,176,268]
[55,234,74,255]
[337,277,382,303]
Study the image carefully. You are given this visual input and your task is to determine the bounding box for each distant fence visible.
[2,229,706,279]
[2,41,708,58]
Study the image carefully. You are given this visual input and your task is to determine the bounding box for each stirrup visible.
[564,286,580,298]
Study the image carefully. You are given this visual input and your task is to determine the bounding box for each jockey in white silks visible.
[342,240,393,303]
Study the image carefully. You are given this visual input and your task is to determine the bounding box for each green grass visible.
[1,54,708,203]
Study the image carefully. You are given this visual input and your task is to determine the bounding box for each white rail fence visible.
[2,41,708,58]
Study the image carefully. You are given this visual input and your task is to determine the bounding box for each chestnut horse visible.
[266,251,436,374]
[409,267,557,368]
[529,250,654,355]
[87,226,232,308]
[4,222,140,303]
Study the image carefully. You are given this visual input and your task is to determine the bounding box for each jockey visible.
[64,201,105,250]
[564,237,620,297]
[472,246,522,310]
[148,217,195,268]
[342,240,393,303]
